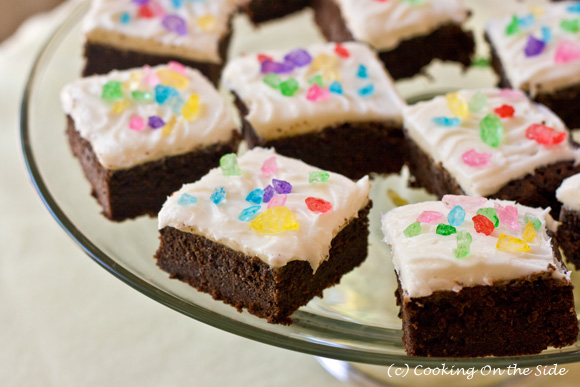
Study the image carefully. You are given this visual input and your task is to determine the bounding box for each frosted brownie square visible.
[486,1,580,129]
[61,64,240,221]
[311,0,475,80]
[557,173,580,268]
[404,88,580,215]
[223,42,406,180]
[82,0,237,85]
[382,196,578,357]
[155,148,371,324]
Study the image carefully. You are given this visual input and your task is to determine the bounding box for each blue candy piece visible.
[358,84,374,97]
[120,12,131,24]
[272,179,292,194]
[155,85,179,105]
[246,188,264,204]
[357,64,368,79]
[568,3,580,13]
[432,116,461,127]
[541,26,552,43]
[210,187,226,205]
[518,14,535,28]
[172,0,184,8]
[177,193,197,206]
[329,81,343,95]
[167,95,185,114]
[239,206,261,222]
[448,205,466,227]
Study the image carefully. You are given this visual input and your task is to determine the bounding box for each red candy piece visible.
[493,104,515,118]
[472,215,494,236]
[305,197,332,213]
[257,54,273,63]
[138,5,155,18]
[334,43,350,58]
[525,123,567,146]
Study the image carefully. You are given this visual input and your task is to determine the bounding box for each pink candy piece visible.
[168,61,187,75]
[494,202,519,231]
[498,89,524,99]
[306,84,330,102]
[149,1,166,17]
[143,65,160,87]
[267,194,287,209]
[462,149,492,167]
[129,116,145,131]
[555,40,580,64]
[442,195,488,211]
[416,211,444,224]
[261,156,277,176]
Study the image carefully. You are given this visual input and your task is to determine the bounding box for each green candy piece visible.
[309,171,329,183]
[471,57,491,68]
[101,81,123,101]
[524,212,542,230]
[131,90,154,102]
[468,92,487,113]
[263,73,282,89]
[404,222,421,238]
[219,153,242,176]
[480,113,504,148]
[561,19,579,33]
[280,78,299,97]
[455,231,473,259]
[506,15,520,36]
[436,224,456,236]
[308,74,324,87]
[476,207,499,227]
[405,0,426,5]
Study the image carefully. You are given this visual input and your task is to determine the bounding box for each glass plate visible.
[20,0,580,367]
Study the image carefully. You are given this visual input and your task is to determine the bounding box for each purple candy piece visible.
[272,179,292,194]
[162,14,188,36]
[524,35,545,57]
[262,185,275,203]
[148,115,165,129]
[261,60,294,74]
[133,0,151,5]
[283,48,312,67]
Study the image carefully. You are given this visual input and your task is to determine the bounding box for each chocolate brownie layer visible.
[66,116,241,221]
[234,95,404,180]
[486,32,580,130]
[558,207,580,269]
[405,135,580,217]
[395,270,578,357]
[155,202,371,324]
[82,27,232,85]
[311,0,475,80]
[239,0,311,24]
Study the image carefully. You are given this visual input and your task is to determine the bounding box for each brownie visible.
[155,148,372,323]
[223,42,407,180]
[311,0,475,80]
[556,174,580,268]
[238,0,311,24]
[382,198,578,357]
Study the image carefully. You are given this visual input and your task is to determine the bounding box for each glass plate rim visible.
[18,0,580,368]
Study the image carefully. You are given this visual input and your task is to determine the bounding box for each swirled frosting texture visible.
[61,65,237,170]
[557,173,580,211]
[404,88,580,197]
[382,199,569,299]
[332,0,469,51]
[83,0,237,63]
[486,1,580,95]
[222,42,405,140]
[158,148,370,271]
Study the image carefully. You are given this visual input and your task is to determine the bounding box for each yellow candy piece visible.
[530,5,544,17]
[249,206,299,234]
[182,94,200,121]
[156,69,189,90]
[111,100,130,114]
[123,72,143,90]
[322,69,340,82]
[197,14,216,31]
[162,117,177,137]
[496,233,530,253]
[446,92,469,119]
[387,189,409,207]
[523,221,536,243]
[310,53,338,72]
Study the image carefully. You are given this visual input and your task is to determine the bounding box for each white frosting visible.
[404,88,580,197]
[61,65,238,170]
[158,148,370,271]
[83,0,237,64]
[557,173,580,211]
[332,0,469,51]
[486,1,580,95]
[222,42,405,140]
[382,199,569,299]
